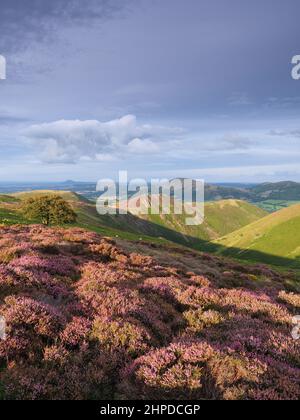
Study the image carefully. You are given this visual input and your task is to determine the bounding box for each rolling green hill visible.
[136,198,267,241]
[214,203,300,267]
[0,190,267,248]
[1,189,300,269]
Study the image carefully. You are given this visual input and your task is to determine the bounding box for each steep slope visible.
[214,203,300,266]
[135,198,267,241]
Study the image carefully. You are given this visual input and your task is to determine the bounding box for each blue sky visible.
[0,0,300,182]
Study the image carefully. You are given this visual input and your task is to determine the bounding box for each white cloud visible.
[127,138,160,154]
[95,153,119,162]
[23,115,180,163]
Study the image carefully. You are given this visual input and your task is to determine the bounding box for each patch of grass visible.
[0,195,19,203]
[0,208,29,225]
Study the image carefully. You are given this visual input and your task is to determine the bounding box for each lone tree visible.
[22,195,77,226]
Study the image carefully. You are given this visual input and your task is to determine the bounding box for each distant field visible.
[256,200,300,212]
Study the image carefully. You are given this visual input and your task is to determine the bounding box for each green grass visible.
[0,194,19,203]
[139,199,267,242]
[0,208,29,225]
[214,203,300,267]
[44,193,266,247]
[0,190,267,248]
[2,189,299,270]
[0,190,173,247]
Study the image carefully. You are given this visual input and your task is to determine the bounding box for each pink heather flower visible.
[0,225,299,400]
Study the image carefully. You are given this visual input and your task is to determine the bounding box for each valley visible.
[1,182,300,269]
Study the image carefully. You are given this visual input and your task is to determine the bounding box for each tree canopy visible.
[22,195,77,226]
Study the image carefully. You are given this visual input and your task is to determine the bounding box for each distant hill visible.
[170,178,253,201]
[250,181,300,201]
[204,184,253,201]
[73,195,266,248]
[12,190,83,202]
[214,203,300,267]
[170,179,300,203]
[2,180,300,205]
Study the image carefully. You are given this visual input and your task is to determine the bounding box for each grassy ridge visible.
[137,198,267,241]
[214,203,300,266]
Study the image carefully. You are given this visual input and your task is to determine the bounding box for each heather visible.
[0,225,299,400]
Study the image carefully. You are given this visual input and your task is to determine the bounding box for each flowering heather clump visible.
[0,225,299,400]
[90,241,128,263]
[120,340,268,400]
[278,290,300,310]
[9,255,77,277]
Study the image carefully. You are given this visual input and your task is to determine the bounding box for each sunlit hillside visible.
[0,191,266,247]
[214,203,300,266]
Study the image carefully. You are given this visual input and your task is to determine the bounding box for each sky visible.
[0,0,300,183]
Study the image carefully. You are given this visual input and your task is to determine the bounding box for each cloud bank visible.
[23,115,180,163]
